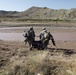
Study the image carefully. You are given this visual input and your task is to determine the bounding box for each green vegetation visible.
[0,17,72,24]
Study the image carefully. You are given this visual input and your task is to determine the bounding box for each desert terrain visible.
[0,22,76,75]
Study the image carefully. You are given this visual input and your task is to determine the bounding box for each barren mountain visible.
[16,6,76,20]
[0,10,19,18]
[0,6,76,20]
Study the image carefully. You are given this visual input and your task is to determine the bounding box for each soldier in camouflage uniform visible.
[39,27,49,49]
[28,26,35,41]
[23,26,35,50]
[39,27,47,40]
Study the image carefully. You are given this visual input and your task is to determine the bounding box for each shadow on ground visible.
[48,47,76,56]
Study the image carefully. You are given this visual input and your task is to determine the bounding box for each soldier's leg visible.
[29,42,33,50]
[42,40,45,50]
[24,39,27,45]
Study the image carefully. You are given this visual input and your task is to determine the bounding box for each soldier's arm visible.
[33,31,35,36]
[50,33,56,46]
[49,33,53,39]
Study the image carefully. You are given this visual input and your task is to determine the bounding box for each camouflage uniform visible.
[28,27,35,41]
[39,27,47,40]
[39,27,48,49]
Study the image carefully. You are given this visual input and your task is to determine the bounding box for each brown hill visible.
[15,6,76,20]
[0,6,76,20]
[0,10,19,18]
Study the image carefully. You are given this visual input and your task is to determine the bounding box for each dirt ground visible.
[0,22,76,75]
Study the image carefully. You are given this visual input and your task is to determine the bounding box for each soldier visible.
[39,27,48,49]
[23,26,35,50]
[28,26,35,41]
[39,27,47,40]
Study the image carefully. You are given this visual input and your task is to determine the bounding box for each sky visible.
[0,0,76,11]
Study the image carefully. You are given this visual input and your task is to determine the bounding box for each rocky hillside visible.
[0,10,19,18]
[0,6,76,20]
